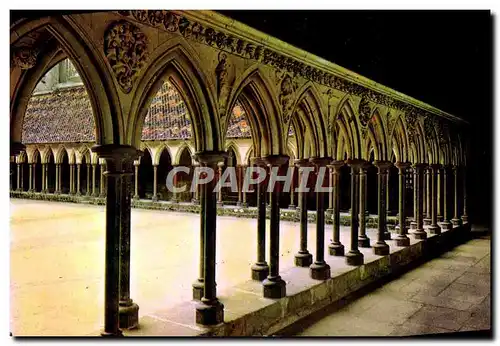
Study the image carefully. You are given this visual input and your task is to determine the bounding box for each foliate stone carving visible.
[11,47,38,69]
[104,20,149,93]
[117,10,457,125]
[215,51,230,114]
[387,111,397,135]
[358,97,371,127]
[424,115,437,141]
[405,109,418,139]
[279,74,296,123]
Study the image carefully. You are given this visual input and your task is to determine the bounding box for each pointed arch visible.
[174,142,193,166]
[391,116,410,163]
[224,141,242,166]
[154,144,173,167]
[334,96,361,159]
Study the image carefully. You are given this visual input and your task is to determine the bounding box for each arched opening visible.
[21,160,29,192]
[388,151,399,216]
[33,150,42,192]
[177,147,193,202]
[10,159,17,191]
[367,149,378,215]
[222,146,238,205]
[81,154,89,195]
[46,150,56,193]
[60,150,70,194]
[157,148,173,201]
[138,149,153,199]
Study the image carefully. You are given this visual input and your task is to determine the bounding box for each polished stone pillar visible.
[92,164,97,197]
[309,157,331,280]
[93,144,139,337]
[262,155,289,298]
[428,164,442,234]
[32,164,36,192]
[193,164,206,298]
[217,163,224,206]
[28,163,33,192]
[395,162,411,246]
[288,165,296,209]
[345,159,364,266]
[54,164,60,194]
[251,158,270,280]
[86,164,91,196]
[194,151,227,325]
[76,163,81,196]
[423,167,431,226]
[294,159,313,267]
[69,164,74,194]
[412,164,428,239]
[373,161,392,255]
[133,162,139,200]
[451,165,462,226]
[437,167,443,222]
[329,160,345,256]
[241,164,248,207]
[41,163,46,193]
[461,166,468,224]
[326,165,334,215]
[119,159,139,329]
[16,163,21,191]
[410,168,417,230]
[152,164,158,202]
[358,163,370,248]
[440,165,452,230]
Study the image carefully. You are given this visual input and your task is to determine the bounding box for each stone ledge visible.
[119,225,470,337]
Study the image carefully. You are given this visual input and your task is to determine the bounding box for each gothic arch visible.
[334,96,361,159]
[154,144,173,167]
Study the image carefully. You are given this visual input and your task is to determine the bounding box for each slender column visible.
[152,164,158,201]
[20,163,24,191]
[32,164,36,192]
[236,165,243,206]
[384,170,391,240]
[423,167,432,225]
[410,167,417,230]
[171,165,179,202]
[251,158,270,280]
[217,163,224,206]
[241,164,248,208]
[452,165,462,226]
[437,167,443,222]
[326,165,334,215]
[328,161,345,256]
[69,164,74,194]
[99,163,106,198]
[45,163,49,193]
[460,166,468,224]
[373,161,392,255]
[440,165,452,230]
[358,163,370,247]
[86,164,91,196]
[41,163,46,193]
[28,163,33,192]
[345,159,364,266]
[92,164,97,197]
[412,164,427,239]
[262,155,289,298]
[16,163,21,191]
[422,167,427,220]
[59,164,63,194]
[193,164,206,298]
[428,164,442,234]
[395,162,411,246]
[93,144,139,337]
[76,163,81,196]
[194,151,227,325]
[288,165,296,209]
[309,157,331,280]
[191,162,200,204]
[55,164,60,194]
[133,162,139,200]
[294,159,313,267]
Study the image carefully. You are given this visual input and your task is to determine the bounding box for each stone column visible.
[76,163,81,196]
[386,169,390,216]
[152,164,158,202]
[358,162,370,248]
[20,163,24,191]
[423,167,431,225]
[373,161,392,255]
[235,165,243,206]
[452,165,462,226]
[460,166,468,224]
[193,164,206,299]
[437,167,443,222]
[193,151,227,326]
[55,164,60,194]
[69,164,74,194]
[294,159,313,267]
[32,164,36,192]
[28,163,33,192]
[217,163,224,206]
[92,144,140,337]
[241,164,248,208]
[16,163,21,191]
[251,158,270,280]
[410,167,417,230]
[329,160,345,256]
[288,165,296,209]
[412,164,428,240]
[86,164,91,196]
[309,157,331,280]
[262,155,289,298]
[428,164,442,234]
[441,165,452,230]
[45,163,49,193]
[326,165,334,215]
[92,164,97,197]
[41,163,46,193]
[99,163,106,198]
[345,159,364,266]
[395,162,411,246]
[133,162,139,200]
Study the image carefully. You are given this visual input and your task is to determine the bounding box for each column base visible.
[452,218,462,226]
[328,242,345,256]
[100,330,124,337]
[251,262,269,281]
[413,228,428,240]
[240,202,248,208]
[152,196,158,202]
[428,224,441,234]
[75,192,82,196]
[440,220,452,231]
[438,215,444,222]
[373,241,390,256]
[195,299,224,326]
[410,221,417,230]
[262,276,286,299]
[310,262,331,280]
[358,235,371,248]
[119,300,139,330]
[345,250,364,266]
[461,215,468,224]
[384,230,392,240]
[133,195,140,200]
[236,201,242,207]
[395,235,410,247]
[288,204,296,210]
[217,201,224,207]
[192,279,204,300]
[423,218,431,226]
[294,251,313,267]
[191,198,199,205]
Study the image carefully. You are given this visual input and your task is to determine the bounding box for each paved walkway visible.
[291,234,491,336]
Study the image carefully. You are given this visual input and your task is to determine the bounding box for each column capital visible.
[263,154,289,167]
[412,163,428,171]
[345,158,367,168]
[373,160,392,170]
[328,160,345,171]
[10,142,25,157]
[294,158,312,168]
[92,144,141,173]
[309,157,332,167]
[193,151,228,165]
[250,157,267,167]
[394,161,411,170]
[429,163,442,170]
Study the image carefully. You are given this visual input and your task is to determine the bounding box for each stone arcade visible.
[10,10,469,336]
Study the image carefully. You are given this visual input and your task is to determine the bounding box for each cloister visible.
[10,10,470,336]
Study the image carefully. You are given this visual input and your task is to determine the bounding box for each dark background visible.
[11,10,493,226]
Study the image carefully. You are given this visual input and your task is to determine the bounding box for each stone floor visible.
[290,235,491,336]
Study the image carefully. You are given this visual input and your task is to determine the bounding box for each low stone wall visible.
[10,191,399,228]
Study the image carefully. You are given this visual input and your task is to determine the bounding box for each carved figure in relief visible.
[216,51,230,114]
